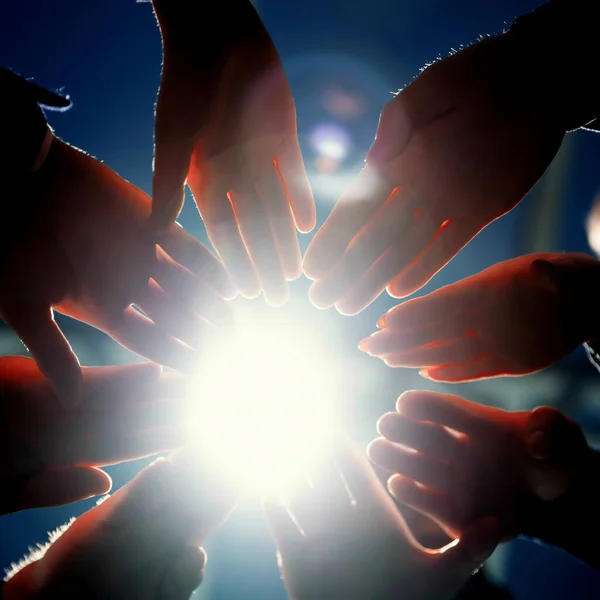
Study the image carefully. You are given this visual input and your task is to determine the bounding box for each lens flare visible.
[183,305,338,496]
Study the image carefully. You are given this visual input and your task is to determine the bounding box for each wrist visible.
[519,447,600,567]
[504,0,600,132]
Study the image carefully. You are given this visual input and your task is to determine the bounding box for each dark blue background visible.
[1,1,600,597]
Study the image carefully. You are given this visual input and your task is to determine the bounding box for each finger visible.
[105,307,199,373]
[367,438,453,492]
[422,354,502,382]
[189,177,260,298]
[377,284,480,330]
[81,399,187,438]
[308,187,412,308]
[79,426,184,465]
[230,188,288,306]
[303,165,392,279]
[2,467,111,515]
[256,169,302,281]
[286,479,319,535]
[335,212,441,315]
[151,86,195,230]
[1,304,82,407]
[434,516,501,581]
[153,246,233,327]
[335,435,385,507]
[306,460,352,530]
[381,335,482,369]
[397,391,484,433]
[81,362,162,409]
[159,222,236,299]
[159,546,207,600]
[134,279,212,349]
[309,459,350,505]
[377,413,463,460]
[263,496,303,557]
[359,323,471,356]
[275,136,316,233]
[387,220,470,298]
[388,474,461,534]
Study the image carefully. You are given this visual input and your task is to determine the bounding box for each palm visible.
[304,34,564,313]
[152,0,314,305]
[0,357,184,514]
[363,253,595,381]
[0,137,232,401]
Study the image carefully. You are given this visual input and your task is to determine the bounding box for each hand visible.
[0,357,186,515]
[2,451,240,600]
[0,135,235,406]
[264,435,500,600]
[150,0,315,306]
[359,253,600,381]
[304,33,565,314]
[368,390,590,538]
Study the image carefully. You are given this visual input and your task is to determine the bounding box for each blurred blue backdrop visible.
[1,1,600,598]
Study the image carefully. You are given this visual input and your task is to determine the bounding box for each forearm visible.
[505,0,600,132]
[520,448,600,570]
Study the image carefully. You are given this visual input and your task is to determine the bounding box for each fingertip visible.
[366,436,388,461]
[358,337,371,353]
[93,469,113,495]
[307,283,334,310]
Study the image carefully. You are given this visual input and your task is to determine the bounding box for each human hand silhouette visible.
[1,134,235,406]
[369,391,591,539]
[0,357,186,515]
[304,33,565,314]
[3,449,240,600]
[264,435,500,600]
[150,0,315,306]
[359,253,600,381]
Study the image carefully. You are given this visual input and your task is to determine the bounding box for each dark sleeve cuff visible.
[584,342,600,373]
[507,0,600,132]
[0,68,69,178]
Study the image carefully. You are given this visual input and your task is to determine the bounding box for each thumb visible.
[159,546,207,600]
[366,96,413,167]
[436,517,501,588]
[1,305,82,407]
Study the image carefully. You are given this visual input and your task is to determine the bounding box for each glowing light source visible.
[309,123,351,161]
[183,305,338,497]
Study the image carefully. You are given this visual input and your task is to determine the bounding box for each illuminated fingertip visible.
[358,338,371,352]
[377,316,387,328]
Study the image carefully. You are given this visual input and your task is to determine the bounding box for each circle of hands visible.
[1,1,598,599]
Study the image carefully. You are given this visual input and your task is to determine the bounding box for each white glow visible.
[309,122,351,160]
[183,306,338,497]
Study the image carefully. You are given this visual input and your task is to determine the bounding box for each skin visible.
[368,391,591,539]
[150,0,315,306]
[304,31,565,315]
[0,357,187,515]
[1,135,234,406]
[265,435,500,600]
[359,253,600,381]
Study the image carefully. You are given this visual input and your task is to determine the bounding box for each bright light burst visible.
[183,304,339,497]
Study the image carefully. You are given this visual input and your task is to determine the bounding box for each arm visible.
[519,448,600,570]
